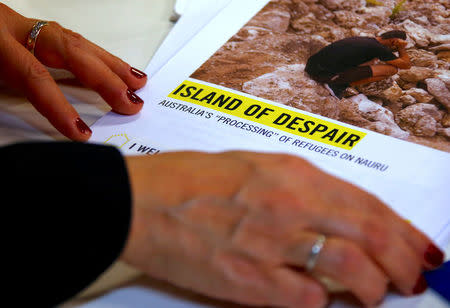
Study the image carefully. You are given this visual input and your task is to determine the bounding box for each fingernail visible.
[130,67,147,79]
[424,244,444,267]
[75,118,92,135]
[127,89,143,104]
[412,275,427,295]
[374,297,384,307]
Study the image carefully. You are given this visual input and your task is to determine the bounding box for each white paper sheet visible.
[91,0,450,246]
[147,0,232,78]
[89,0,450,307]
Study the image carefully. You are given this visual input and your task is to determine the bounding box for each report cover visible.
[91,0,450,249]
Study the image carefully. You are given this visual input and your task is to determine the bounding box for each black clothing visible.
[305,37,397,80]
[327,83,350,99]
[326,66,373,98]
[3,142,131,307]
[313,65,373,85]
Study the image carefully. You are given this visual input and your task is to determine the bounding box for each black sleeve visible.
[3,142,132,307]
[374,43,398,62]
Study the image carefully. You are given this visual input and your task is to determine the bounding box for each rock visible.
[430,34,450,45]
[309,4,336,21]
[400,20,431,47]
[333,10,364,29]
[405,88,434,104]
[341,87,359,98]
[396,0,449,31]
[398,67,434,83]
[242,64,305,102]
[234,26,272,41]
[242,64,340,119]
[437,51,450,62]
[407,49,438,68]
[382,83,403,103]
[350,28,373,37]
[397,103,443,137]
[398,94,417,107]
[357,78,393,97]
[357,6,391,27]
[308,35,330,55]
[442,114,450,127]
[291,13,318,33]
[437,60,450,71]
[425,78,450,111]
[337,99,371,127]
[399,19,449,48]
[370,98,384,105]
[319,0,365,11]
[437,127,450,139]
[414,116,438,137]
[291,13,347,41]
[439,0,450,9]
[436,71,450,88]
[291,0,310,18]
[430,43,450,52]
[410,16,430,27]
[350,94,409,139]
[357,78,403,102]
[397,79,418,90]
[246,3,291,33]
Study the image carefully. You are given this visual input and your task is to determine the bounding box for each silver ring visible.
[305,235,326,272]
[25,21,49,55]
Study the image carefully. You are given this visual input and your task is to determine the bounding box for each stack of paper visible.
[89,1,450,307]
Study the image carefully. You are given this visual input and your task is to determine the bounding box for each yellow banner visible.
[168,80,366,150]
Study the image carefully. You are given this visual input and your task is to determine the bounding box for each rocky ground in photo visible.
[192,0,450,152]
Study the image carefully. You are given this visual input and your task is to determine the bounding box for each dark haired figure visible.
[305,30,411,98]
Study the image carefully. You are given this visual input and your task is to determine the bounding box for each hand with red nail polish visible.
[131,67,147,79]
[0,4,147,141]
[127,89,144,105]
[424,244,444,268]
[123,152,445,308]
[412,275,428,295]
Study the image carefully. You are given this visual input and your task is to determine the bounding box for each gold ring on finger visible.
[25,21,49,55]
[305,234,326,272]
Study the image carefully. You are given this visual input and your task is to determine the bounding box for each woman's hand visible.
[123,152,443,308]
[0,4,147,141]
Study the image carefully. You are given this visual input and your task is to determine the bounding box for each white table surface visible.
[0,0,175,146]
[1,1,447,307]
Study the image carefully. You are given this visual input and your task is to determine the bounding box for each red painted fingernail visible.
[375,297,385,306]
[75,118,92,135]
[424,244,444,267]
[130,67,147,79]
[127,89,143,104]
[412,275,427,295]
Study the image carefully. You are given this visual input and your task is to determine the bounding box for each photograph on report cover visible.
[190,0,450,153]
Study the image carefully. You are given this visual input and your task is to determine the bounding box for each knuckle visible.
[335,244,364,276]
[259,186,297,212]
[116,56,130,72]
[273,153,314,174]
[27,61,51,82]
[62,27,85,51]
[362,219,390,253]
[275,153,300,167]
[48,21,63,30]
